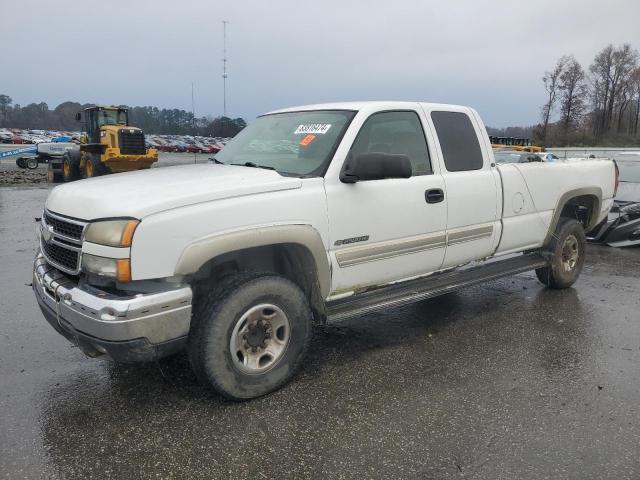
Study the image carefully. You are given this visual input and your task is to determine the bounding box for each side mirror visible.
[340,152,412,183]
[75,112,82,122]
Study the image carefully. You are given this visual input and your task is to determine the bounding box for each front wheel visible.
[188,272,313,400]
[83,154,108,178]
[536,218,586,289]
[62,153,79,182]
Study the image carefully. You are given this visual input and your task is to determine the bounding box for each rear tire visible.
[536,218,586,289]
[25,157,39,169]
[188,272,313,400]
[16,157,26,169]
[47,163,62,183]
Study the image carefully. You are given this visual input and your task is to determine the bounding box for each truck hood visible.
[45,164,303,220]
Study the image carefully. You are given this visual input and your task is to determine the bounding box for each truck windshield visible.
[214,110,355,176]
[97,109,128,127]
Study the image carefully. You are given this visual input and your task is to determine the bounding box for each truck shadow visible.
[36,279,596,477]
[42,277,591,405]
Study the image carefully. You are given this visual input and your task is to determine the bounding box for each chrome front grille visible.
[43,210,84,240]
[40,210,87,275]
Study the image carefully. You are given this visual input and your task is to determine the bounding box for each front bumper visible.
[33,254,193,362]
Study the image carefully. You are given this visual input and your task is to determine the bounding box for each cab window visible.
[431,111,483,172]
[349,111,432,176]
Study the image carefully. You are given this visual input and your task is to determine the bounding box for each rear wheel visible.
[47,163,62,183]
[25,157,39,169]
[536,218,586,289]
[188,272,313,400]
[16,157,26,169]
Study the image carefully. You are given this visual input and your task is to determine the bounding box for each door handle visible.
[425,188,445,204]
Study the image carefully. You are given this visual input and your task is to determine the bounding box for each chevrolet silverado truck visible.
[33,102,617,400]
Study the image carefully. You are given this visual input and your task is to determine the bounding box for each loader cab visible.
[76,107,129,144]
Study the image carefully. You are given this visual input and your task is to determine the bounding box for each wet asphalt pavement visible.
[1,185,639,479]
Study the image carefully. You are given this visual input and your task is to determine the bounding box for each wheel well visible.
[559,194,598,230]
[191,243,327,321]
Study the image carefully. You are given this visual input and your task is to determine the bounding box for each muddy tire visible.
[188,272,313,401]
[83,154,106,178]
[62,153,79,182]
[536,218,586,289]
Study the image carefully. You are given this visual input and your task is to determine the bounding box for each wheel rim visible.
[561,234,579,272]
[230,303,291,373]
[63,161,70,177]
[86,161,93,177]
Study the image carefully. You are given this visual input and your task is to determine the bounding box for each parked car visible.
[494,150,543,164]
[536,152,559,162]
[588,155,640,247]
[0,129,13,143]
[33,101,616,400]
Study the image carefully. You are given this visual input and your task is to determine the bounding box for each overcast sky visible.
[2,0,639,127]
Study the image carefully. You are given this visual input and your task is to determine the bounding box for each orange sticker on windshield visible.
[300,134,316,146]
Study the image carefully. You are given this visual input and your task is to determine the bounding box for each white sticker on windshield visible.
[294,124,332,135]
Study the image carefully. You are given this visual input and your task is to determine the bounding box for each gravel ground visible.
[0,186,639,479]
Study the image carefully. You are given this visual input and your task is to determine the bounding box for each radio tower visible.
[222,20,229,117]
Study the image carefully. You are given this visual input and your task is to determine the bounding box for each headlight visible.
[82,219,138,282]
[84,219,139,247]
[82,254,131,282]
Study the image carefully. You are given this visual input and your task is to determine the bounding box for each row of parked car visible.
[0,128,230,154]
[0,128,56,144]
[146,134,229,153]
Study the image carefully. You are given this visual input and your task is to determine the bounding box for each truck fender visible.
[174,224,331,298]
[543,187,602,245]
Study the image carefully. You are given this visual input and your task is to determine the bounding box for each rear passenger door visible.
[426,108,501,268]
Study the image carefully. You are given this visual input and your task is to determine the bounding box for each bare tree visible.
[558,56,587,144]
[589,44,639,138]
[540,56,567,144]
[630,68,640,136]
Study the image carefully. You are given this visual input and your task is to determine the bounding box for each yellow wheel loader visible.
[50,105,158,182]
[488,135,544,153]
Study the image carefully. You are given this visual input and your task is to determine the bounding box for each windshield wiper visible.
[231,161,276,171]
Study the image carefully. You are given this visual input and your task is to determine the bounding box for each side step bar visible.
[327,252,549,321]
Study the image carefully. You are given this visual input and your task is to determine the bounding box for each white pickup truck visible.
[33,101,617,400]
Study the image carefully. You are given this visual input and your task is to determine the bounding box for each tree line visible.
[536,43,640,147]
[0,96,246,138]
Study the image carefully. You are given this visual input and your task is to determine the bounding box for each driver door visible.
[325,109,447,293]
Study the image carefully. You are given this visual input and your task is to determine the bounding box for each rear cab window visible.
[431,111,484,172]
